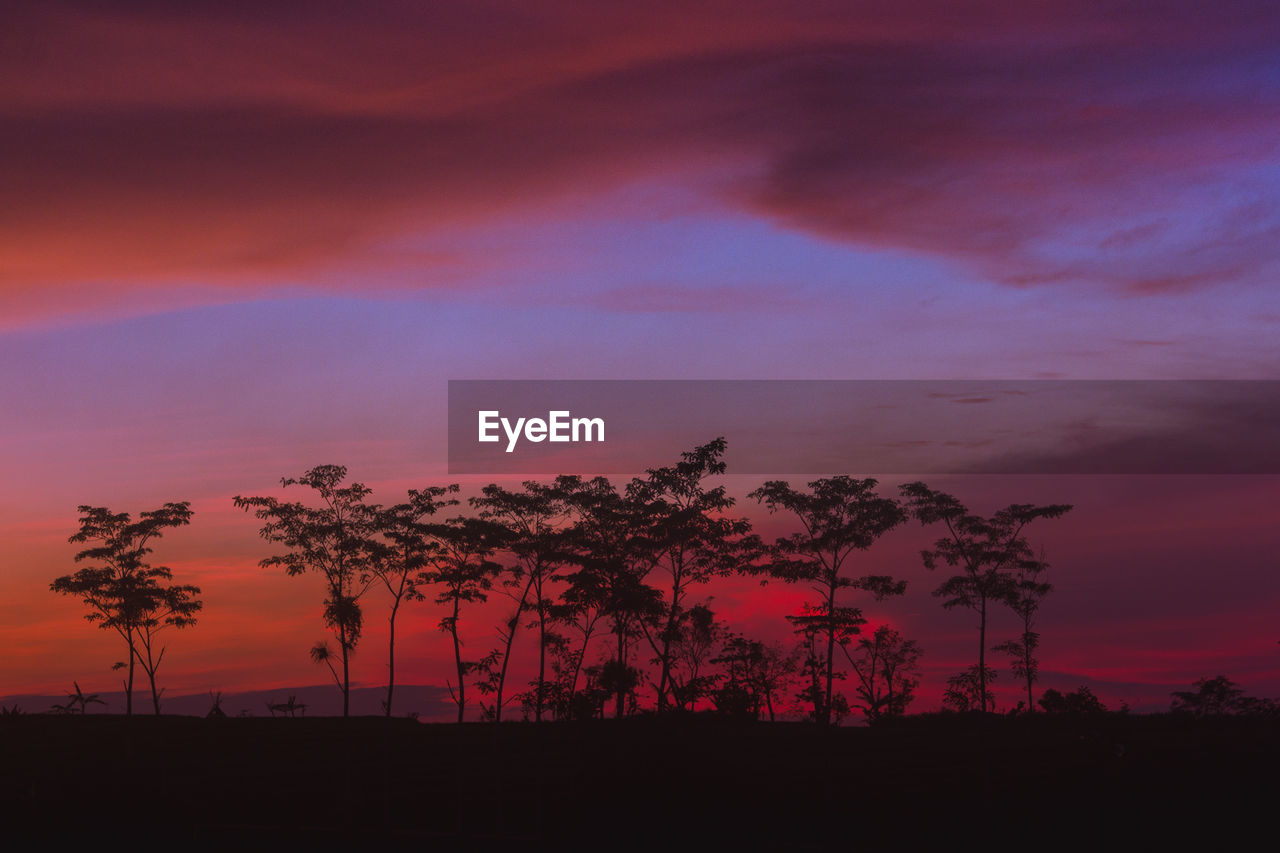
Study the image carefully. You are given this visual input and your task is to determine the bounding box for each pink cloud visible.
[1,1,1276,321]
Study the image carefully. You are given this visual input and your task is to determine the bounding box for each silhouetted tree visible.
[666,602,724,711]
[421,515,503,722]
[943,665,999,712]
[560,475,664,718]
[843,624,922,722]
[471,480,575,722]
[789,603,861,724]
[1039,686,1107,714]
[133,576,202,715]
[597,657,643,716]
[901,484,1071,715]
[712,633,798,721]
[517,631,572,720]
[751,477,907,726]
[51,502,197,715]
[234,465,380,717]
[1170,675,1276,716]
[544,546,609,720]
[371,486,460,716]
[517,476,638,723]
[628,438,754,712]
[993,546,1053,713]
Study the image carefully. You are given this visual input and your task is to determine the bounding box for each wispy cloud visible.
[2,1,1277,320]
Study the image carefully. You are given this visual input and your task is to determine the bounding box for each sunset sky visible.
[1,1,1277,715]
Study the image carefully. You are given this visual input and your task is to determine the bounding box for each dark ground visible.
[1,713,1274,848]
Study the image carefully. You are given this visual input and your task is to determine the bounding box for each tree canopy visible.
[751,477,907,725]
[234,465,381,717]
[52,501,200,715]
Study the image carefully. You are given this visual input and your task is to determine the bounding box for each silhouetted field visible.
[1,713,1273,847]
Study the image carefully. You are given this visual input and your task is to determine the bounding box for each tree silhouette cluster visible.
[1170,676,1277,717]
[53,438,1084,722]
[1038,685,1108,715]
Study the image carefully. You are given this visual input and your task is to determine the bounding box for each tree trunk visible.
[385,592,401,717]
[978,597,988,713]
[567,629,591,718]
[884,657,896,718]
[145,647,160,715]
[493,573,536,723]
[615,627,626,719]
[451,599,466,723]
[125,628,136,716]
[655,564,684,713]
[655,601,676,712]
[1023,631,1035,712]
[535,572,546,723]
[823,580,837,726]
[494,625,514,722]
[139,633,163,715]
[341,622,351,718]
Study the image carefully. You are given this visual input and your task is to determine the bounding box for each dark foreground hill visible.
[0,713,1274,848]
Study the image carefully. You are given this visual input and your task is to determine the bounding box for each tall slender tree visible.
[560,475,663,718]
[628,438,754,713]
[234,465,380,717]
[52,502,199,716]
[993,546,1053,712]
[664,602,726,711]
[900,483,1071,715]
[470,480,575,722]
[531,476,611,720]
[370,486,460,716]
[843,624,922,722]
[943,665,999,712]
[133,575,202,714]
[750,477,907,726]
[421,514,503,722]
